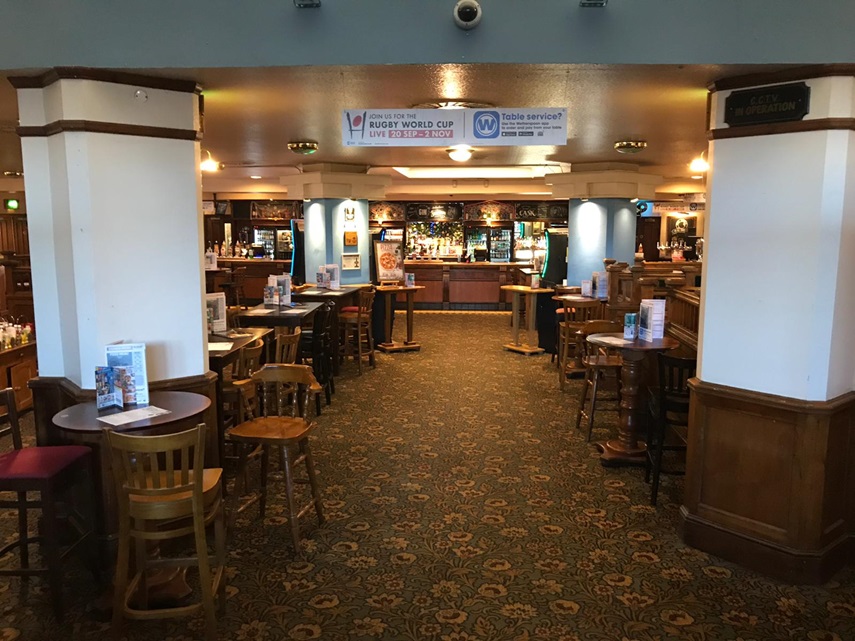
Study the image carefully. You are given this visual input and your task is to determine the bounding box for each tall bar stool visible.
[107,423,226,641]
[227,364,325,553]
[557,298,602,389]
[340,288,376,375]
[574,320,623,441]
[0,387,93,621]
[299,301,336,414]
[646,353,696,505]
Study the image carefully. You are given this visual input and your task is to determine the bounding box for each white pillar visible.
[700,75,855,401]
[13,71,206,387]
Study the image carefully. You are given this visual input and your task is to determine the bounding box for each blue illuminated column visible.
[280,165,389,285]
[566,199,636,285]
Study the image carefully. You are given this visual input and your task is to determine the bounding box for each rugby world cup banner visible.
[342,108,567,147]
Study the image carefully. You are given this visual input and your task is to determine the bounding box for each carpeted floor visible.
[2,312,855,641]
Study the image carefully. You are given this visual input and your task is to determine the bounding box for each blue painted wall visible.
[304,199,370,286]
[566,199,636,286]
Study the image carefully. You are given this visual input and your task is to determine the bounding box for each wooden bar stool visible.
[574,320,623,441]
[556,298,602,389]
[227,364,325,553]
[340,288,376,375]
[107,423,226,641]
[0,387,94,621]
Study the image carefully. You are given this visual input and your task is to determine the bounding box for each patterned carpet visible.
[2,312,855,641]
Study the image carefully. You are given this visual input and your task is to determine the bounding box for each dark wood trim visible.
[17,120,201,141]
[709,64,855,92]
[709,118,855,140]
[9,67,200,94]
[680,507,853,585]
[688,378,855,414]
[682,378,855,584]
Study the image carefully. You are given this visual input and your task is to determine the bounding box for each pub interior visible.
[1,2,855,640]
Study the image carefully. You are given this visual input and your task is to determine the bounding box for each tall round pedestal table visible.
[586,333,679,467]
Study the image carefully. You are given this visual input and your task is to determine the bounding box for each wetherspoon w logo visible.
[473,111,500,139]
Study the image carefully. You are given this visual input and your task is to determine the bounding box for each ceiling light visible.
[250,175,262,180]
[288,141,319,155]
[630,198,639,203]
[2,171,23,177]
[614,141,647,154]
[580,0,607,6]
[689,152,709,173]
[393,166,558,179]
[200,150,222,172]
[294,0,320,7]
[447,145,473,162]
[691,175,704,180]
[411,100,494,110]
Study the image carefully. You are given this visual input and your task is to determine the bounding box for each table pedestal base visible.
[377,341,421,353]
[595,439,648,467]
[504,343,544,356]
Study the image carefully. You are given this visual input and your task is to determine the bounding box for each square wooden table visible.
[500,284,554,355]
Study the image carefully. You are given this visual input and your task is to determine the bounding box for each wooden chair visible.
[107,423,226,641]
[646,353,696,506]
[0,387,93,621]
[556,298,602,389]
[227,365,325,552]
[220,267,247,310]
[222,338,265,430]
[275,326,302,364]
[574,320,623,441]
[340,287,376,375]
[299,301,336,414]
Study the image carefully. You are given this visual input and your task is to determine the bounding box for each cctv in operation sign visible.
[341,108,567,147]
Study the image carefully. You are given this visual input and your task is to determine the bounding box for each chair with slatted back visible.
[574,320,623,441]
[300,301,336,414]
[646,353,696,506]
[275,327,302,364]
[339,288,375,375]
[221,338,265,431]
[107,423,225,641]
[557,298,602,389]
[220,266,247,310]
[227,364,325,553]
[0,387,93,621]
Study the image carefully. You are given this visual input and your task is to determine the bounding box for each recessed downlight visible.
[250,175,262,180]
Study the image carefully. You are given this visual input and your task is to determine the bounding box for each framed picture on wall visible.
[374,240,404,282]
[342,253,361,270]
[344,231,358,247]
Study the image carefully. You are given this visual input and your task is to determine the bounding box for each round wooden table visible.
[587,333,680,466]
[53,391,212,611]
[53,392,212,551]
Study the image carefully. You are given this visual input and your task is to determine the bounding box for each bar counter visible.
[216,257,292,302]
[403,261,532,310]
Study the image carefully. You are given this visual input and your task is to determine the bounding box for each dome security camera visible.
[453,0,482,30]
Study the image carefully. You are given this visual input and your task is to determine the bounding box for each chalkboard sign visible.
[405,202,463,222]
[724,82,810,127]
[369,202,406,222]
[514,202,568,220]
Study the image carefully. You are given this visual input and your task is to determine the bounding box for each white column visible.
[700,75,855,401]
[15,73,206,387]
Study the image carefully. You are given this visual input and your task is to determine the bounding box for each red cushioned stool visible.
[0,387,94,621]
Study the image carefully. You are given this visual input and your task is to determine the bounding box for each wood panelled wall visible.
[0,214,29,255]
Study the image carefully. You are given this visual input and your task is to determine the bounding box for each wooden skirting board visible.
[681,378,855,584]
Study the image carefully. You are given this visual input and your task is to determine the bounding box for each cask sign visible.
[724,82,810,127]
